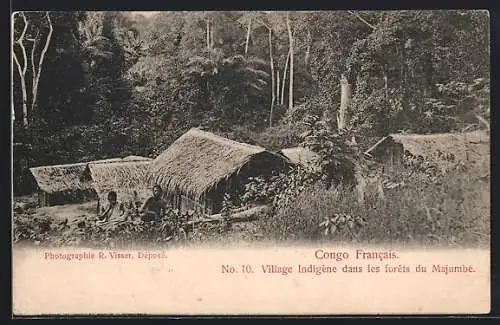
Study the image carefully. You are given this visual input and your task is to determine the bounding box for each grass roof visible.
[87,156,152,202]
[148,128,287,200]
[364,130,490,174]
[29,156,152,199]
[279,147,320,171]
[389,130,489,162]
[29,162,92,195]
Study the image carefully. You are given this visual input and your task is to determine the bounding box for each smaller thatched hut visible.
[278,147,321,172]
[87,156,153,205]
[29,162,96,207]
[148,128,291,215]
[364,130,490,168]
[29,155,153,207]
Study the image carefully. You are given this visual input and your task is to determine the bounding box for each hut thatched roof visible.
[29,156,152,196]
[279,147,320,171]
[148,128,287,199]
[364,130,490,163]
[87,156,153,201]
[29,162,92,194]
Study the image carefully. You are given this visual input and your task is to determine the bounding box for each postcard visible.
[11,10,491,316]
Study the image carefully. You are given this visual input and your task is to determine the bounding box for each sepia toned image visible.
[11,10,491,316]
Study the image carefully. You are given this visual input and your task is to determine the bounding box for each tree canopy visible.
[12,10,490,194]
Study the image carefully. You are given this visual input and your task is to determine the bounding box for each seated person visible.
[98,191,125,222]
[139,185,169,222]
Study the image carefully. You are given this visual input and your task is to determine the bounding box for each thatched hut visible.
[29,155,153,207]
[364,130,490,168]
[148,128,291,215]
[278,147,320,171]
[29,162,96,207]
[87,156,153,205]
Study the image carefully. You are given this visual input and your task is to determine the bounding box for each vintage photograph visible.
[12,10,490,250]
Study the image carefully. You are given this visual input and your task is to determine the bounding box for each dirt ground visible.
[12,194,264,247]
[13,194,99,222]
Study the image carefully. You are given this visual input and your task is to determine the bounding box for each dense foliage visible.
[12,10,490,247]
[13,204,238,248]
[13,11,489,190]
[240,150,489,247]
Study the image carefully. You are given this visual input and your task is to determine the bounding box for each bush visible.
[257,184,342,241]
[301,115,358,188]
[242,167,318,208]
[13,207,209,249]
[257,166,489,247]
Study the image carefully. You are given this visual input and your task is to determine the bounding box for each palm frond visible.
[89,35,110,43]
[183,66,205,75]
[87,48,113,60]
[247,83,265,92]
[239,67,270,81]
[246,58,268,67]
[186,56,213,67]
[255,79,268,86]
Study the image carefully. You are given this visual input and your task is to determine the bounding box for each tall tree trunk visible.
[244,18,252,56]
[268,28,275,127]
[31,12,53,115]
[276,69,280,105]
[30,32,37,98]
[384,71,388,102]
[400,49,409,112]
[383,69,389,130]
[286,15,294,111]
[206,19,210,52]
[13,12,29,128]
[281,49,290,105]
[14,56,28,127]
[210,21,215,51]
[337,74,352,131]
[422,53,433,111]
[305,29,311,68]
